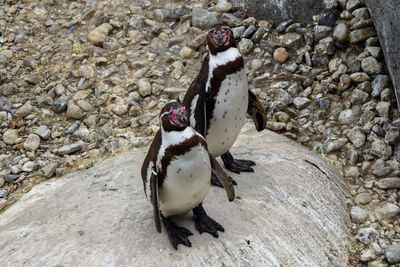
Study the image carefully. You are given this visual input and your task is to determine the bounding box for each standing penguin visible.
[141,101,234,249]
[183,24,266,186]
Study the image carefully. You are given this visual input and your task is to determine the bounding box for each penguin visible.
[141,101,234,250]
[183,24,267,186]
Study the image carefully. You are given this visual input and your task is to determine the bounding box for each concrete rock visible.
[0,129,350,266]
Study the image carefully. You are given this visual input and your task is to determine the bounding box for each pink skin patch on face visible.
[170,107,186,126]
[211,29,229,46]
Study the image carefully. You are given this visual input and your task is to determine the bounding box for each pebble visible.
[66,101,85,120]
[361,57,382,75]
[358,227,379,244]
[276,20,293,33]
[350,72,370,82]
[314,25,332,42]
[53,96,69,113]
[87,23,113,46]
[319,9,338,28]
[360,249,376,262]
[4,174,20,183]
[371,75,390,98]
[22,161,34,172]
[315,37,335,56]
[41,163,57,178]
[57,141,86,156]
[347,127,366,148]
[279,33,302,48]
[15,101,33,118]
[324,138,347,153]
[386,244,400,264]
[215,1,233,13]
[374,202,400,220]
[192,8,219,30]
[375,101,391,118]
[346,0,363,11]
[3,129,18,145]
[376,178,400,190]
[273,47,288,63]
[370,140,393,160]
[339,109,357,125]
[241,25,257,39]
[249,59,263,71]
[138,78,152,97]
[180,47,194,59]
[350,206,368,223]
[349,27,376,44]
[221,13,241,27]
[338,74,352,91]
[23,134,40,151]
[356,192,372,205]
[35,125,51,140]
[238,38,253,54]
[333,23,348,43]
[349,89,368,104]
[293,97,311,109]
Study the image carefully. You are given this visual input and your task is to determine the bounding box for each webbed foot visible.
[193,204,224,238]
[211,172,237,187]
[163,217,193,250]
[221,151,255,174]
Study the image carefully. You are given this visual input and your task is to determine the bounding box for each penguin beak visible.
[176,112,187,126]
[215,31,224,45]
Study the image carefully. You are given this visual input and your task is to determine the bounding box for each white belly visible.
[206,69,248,157]
[158,144,211,217]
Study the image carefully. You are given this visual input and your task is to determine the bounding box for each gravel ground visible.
[0,0,399,265]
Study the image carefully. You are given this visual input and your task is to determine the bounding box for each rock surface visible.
[364,0,400,107]
[0,129,350,266]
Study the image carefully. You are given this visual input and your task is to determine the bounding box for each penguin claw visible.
[163,218,193,250]
[211,172,237,187]
[193,205,224,238]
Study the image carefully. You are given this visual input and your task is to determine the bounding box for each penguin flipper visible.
[209,155,235,201]
[150,167,162,233]
[247,89,266,132]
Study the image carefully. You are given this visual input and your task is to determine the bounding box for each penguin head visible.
[207,24,236,55]
[159,101,189,131]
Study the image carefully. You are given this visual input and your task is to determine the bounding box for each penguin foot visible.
[211,172,237,188]
[163,218,193,250]
[221,151,255,174]
[193,204,224,237]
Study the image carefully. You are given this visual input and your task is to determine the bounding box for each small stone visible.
[279,33,302,48]
[314,25,332,42]
[360,249,376,262]
[192,8,219,30]
[22,161,34,172]
[350,72,370,82]
[344,166,359,178]
[15,101,33,118]
[319,9,338,27]
[241,25,257,39]
[52,96,69,113]
[365,46,382,59]
[180,47,194,58]
[386,244,400,264]
[41,163,57,178]
[138,78,152,97]
[316,37,335,56]
[238,38,253,54]
[232,26,246,39]
[376,178,400,190]
[338,74,352,91]
[347,127,366,148]
[57,141,86,156]
[251,27,268,42]
[249,59,263,71]
[129,15,144,30]
[164,5,190,21]
[276,20,293,33]
[371,124,385,137]
[315,97,330,110]
[66,101,85,120]
[23,134,40,151]
[4,174,20,183]
[350,206,368,223]
[370,140,392,160]
[371,75,390,98]
[3,129,18,145]
[274,112,290,122]
[346,0,363,11]
[77,100,91,112]
[349,89,368,104]
[293,97,311,109]
[361,57,382,75]
[358,227,379,244]
[0,83,17,96]
[339,109,357,125]
[385,129,400,144]
[266,121,286,131]
[333,23,348,43]
[87,23,113,46]
[374,202,400,220]
[221,13,241,27]
[356,192,372,205]
[349,27,376,44]
[112,103,129,116]
[324,138,347,153]
[375,101,391,118]
[34,125,51,140]
[215,1,233,12]
[273,47,288,63]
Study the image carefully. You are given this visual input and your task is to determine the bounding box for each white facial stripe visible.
[206,47,241,93]
[190,95,199,128]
